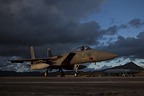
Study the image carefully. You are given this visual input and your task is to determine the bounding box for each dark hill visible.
[109,62,143,71]
[103,62,144,75]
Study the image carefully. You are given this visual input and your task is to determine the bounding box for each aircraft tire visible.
[74,73,78,77]
[44,72,48,77]
[60,72,65,77]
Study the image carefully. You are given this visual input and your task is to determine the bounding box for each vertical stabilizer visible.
[47,48,52,57]
[30,46,35,59]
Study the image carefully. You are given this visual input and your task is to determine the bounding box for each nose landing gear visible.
[44,68,49,77]
[74,64,79,77]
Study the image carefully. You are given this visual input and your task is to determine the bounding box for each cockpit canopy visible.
[71,46,92,52]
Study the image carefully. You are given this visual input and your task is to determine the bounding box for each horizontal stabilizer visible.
[9,59,39,63]
[9,60,26,63]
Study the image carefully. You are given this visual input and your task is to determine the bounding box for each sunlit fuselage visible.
[54,49,118,66]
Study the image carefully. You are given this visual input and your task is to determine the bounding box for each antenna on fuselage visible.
[30,46,35,64]
[47,48,52,57]
[30,46,35,59]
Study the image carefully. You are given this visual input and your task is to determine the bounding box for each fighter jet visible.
[9,46,118,77]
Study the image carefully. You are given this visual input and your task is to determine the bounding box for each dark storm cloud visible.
[44,0,105,20]
[0,0,106,57]
[101,24,127,36]
[103,25,118,35]
[2,0,142,58]
[102,31,144,59]
[101,18,143,37]
[129,18,144,28]
[101,18,144,59]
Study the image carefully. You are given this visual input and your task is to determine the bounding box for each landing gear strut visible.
[59,68,65,77]
[44,68,49,77]
[74,64,79,77]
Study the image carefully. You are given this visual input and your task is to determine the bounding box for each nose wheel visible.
[44,68,49,77]
[74,64,79,77]
[44,72,48,77]
[74,73,78,77]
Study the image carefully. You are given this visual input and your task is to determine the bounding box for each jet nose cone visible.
[92,50,118,62]
[107,53,118,59]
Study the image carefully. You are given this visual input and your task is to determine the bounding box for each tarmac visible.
[0,77,144,96]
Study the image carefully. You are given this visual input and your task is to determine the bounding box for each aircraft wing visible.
[53,52,76,66]
[9,56,61,63]
[9,52,76,65]
[61,52,76,65]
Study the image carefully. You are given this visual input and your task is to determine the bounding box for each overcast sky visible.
[0,0,144,71]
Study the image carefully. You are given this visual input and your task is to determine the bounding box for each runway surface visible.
[0,77,144,96]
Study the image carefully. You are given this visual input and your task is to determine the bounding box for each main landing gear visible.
[74,64,79,77]
[44,67,65,77]
[44,65,79,77]
[59,68,65,77]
